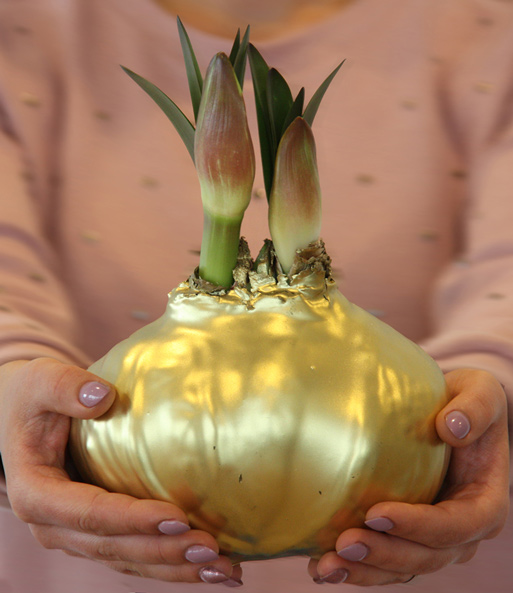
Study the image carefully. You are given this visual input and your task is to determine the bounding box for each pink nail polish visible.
[314,569,349,584]
[199,566,230,584]
[185,545,219,563]
[221,578,244,587]
[79,381,110,407]
[446,410,471,439]
[365,517,394,532]
[338,542,369,561]
[158,520,190,535]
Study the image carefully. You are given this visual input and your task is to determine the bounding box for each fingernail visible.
[185,545,219,563]
[338,542,369,562]
[79,381,110,407]
[158,520,190,535]
[314,569,349,584]
[446,410,471,439]
[221,578,244,588]
[365,517,394,532]
[199,566,230,584]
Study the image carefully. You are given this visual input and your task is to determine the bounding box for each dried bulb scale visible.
[71,242,450,561]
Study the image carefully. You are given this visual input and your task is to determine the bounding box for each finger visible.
[104,560,238,584]
[333,527,478,574]
[364,494,508,549]
[14,357,117,421]
[309,552,413,586]
[12,477,194,536]
[30,523,228,568]
[437,369,508,447]
[33,524,238,584]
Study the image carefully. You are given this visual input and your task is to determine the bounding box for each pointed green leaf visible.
[177,16,203,122]
[228,28,241,64]
[281,87,305,136]
[303,60,345,126]
[232,25,251,89]
[248,43,274,199]
[122,66,195,162]
[248,44,270,112]
[267,68,294,154]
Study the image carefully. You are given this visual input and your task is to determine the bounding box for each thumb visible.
[435,368,507,448]
[15,357,116,421]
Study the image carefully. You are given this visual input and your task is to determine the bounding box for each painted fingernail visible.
[199,566,230,584]
[185,545,219,563]
[79,381,110,407]
[221,578,244,588]
[446,410,471,439]
[314,569,349,584]
[365,517,394,532]
[338,542,369,561]
[158,520,190,535]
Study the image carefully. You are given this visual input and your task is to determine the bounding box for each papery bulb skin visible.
[71,251,450,562]
[269,118,322,273]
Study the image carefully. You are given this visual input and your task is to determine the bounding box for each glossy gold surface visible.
[71,268,450,561]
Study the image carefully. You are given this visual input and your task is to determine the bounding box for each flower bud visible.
[194,53,255,220]
[269,117,322,273]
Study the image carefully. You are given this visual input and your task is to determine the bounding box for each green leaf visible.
[267,68,293,155]
[228,28,241,64]
[121,66,195,162]
[281,87,305,136]
[177,16,203,122]
[232,25,251,89]
[248,44,274,199]
[303,60,345,126]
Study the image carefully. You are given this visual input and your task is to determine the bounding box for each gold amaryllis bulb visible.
[71,248,449,562]
[269,117,322,273]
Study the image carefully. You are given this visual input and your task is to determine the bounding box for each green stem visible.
[199,213,242,287]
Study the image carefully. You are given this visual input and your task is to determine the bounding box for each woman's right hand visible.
[0,358,242,586]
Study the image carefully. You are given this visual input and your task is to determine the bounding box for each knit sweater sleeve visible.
[420,6,513,423]
[0,6,90,368]
[0,112,90,367]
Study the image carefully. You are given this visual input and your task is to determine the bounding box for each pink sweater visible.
[0,1,512,591]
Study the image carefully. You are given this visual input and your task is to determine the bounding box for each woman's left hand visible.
[308,369,510,586]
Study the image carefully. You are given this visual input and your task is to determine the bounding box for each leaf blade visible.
[232,25,251,89]
[177,16,203,122]
[266,68,294,154]
[248,44,274,199]
[303,60,345,126]
[281,87,305,136]
[228,28,241,64]
[122,66,196,162]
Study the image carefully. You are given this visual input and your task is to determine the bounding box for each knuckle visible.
[485,506,509,540]
[75,492,107,534]
[8,485,38,524]
[414,549,454,574]
[104,562,146,578]
[95,538,123,562]
[28,524,56,550]
[455,542,479,565]
[155,536,173,565]
[52,363,83,401]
